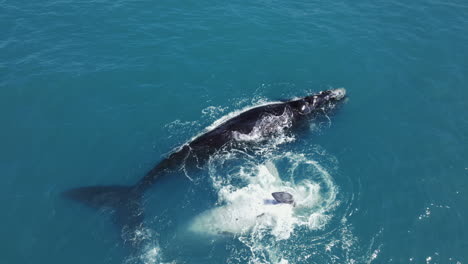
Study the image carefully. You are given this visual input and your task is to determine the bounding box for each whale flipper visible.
[63,185,144,247]
[272,191,294,204]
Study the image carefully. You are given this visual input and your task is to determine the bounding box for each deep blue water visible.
[2,0,468,263]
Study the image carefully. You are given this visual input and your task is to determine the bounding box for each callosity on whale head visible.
[292,88,347,115]
[328,88,347,100]
[307,88,346,105]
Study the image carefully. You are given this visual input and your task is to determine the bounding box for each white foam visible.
[189,163,295,239]
[231,107,294,143]
[123,228,165,264]
[188,153,337,241]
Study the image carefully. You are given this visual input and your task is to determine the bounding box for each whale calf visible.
[64,88,346,247]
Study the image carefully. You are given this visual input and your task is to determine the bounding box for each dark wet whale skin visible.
[136,89,345,191]
[136,102,293,189]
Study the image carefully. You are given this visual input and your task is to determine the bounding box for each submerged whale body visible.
[63,88,347,248]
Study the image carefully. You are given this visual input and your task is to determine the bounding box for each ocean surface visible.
[1,0,468,263]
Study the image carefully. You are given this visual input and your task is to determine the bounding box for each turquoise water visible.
[2,0,468,263]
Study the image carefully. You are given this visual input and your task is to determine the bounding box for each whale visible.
[63,88,346,247]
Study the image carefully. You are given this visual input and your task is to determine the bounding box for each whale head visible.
[292,88,347,115]
[307,88,346,107]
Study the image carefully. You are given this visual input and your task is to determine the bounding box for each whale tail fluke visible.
[63,185,145,246]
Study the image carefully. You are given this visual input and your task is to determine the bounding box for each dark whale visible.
[64,88,346,247]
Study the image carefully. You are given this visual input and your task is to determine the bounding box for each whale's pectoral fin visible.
[63,185,144,247]
[272,192,294,205]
